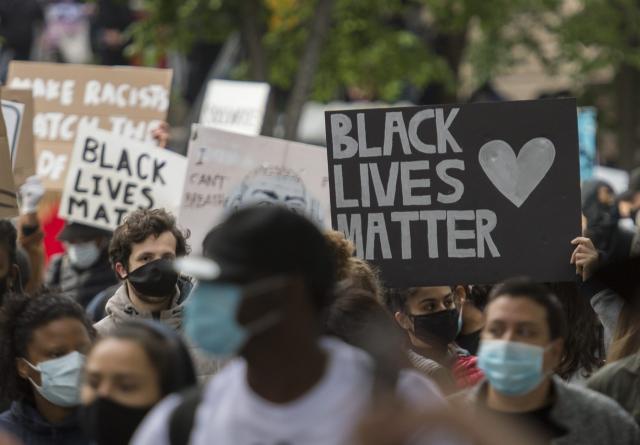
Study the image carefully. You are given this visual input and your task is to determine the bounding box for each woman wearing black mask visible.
[80,320,196,445]
[384,286,484,394]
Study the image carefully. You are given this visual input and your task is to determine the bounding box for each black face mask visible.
[80,397,153,445]
[127,258,179,300]
[411,309,459,347]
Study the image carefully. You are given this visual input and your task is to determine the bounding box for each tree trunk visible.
[283,0,334,140]
[614,64,640,168]
[240,0,267,81]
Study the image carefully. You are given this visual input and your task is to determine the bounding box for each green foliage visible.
[130,0,640,102]
[556,0,640,76]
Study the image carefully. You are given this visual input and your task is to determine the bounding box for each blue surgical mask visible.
[67,241,101,269]
[477,340,548,396]
[24,351,85,407]
[185,281,282,358]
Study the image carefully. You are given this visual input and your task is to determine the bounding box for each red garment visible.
[452,354,484,389]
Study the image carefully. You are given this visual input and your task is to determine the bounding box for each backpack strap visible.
[168,386,204,445]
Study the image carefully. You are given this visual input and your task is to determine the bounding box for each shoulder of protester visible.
[450,376,640,441]
[587,353,640,391]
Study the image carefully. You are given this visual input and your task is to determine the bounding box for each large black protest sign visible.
[325,99,581,287]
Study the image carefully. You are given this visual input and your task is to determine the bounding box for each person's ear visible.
[114,262,127,280]
[16,357,31,381]
[546,338,564,370]
[394,311,413,331]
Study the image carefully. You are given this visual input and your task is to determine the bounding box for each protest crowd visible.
[3,2,640,445]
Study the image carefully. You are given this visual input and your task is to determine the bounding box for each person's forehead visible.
[130,231,177,255]
[486,295,547,324]
[409,286,452,301]
[87,339,154,375]
[31,318,88,346]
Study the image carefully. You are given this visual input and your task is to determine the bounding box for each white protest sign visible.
[593,166,629,195]
[179,125,330,254]
[199,80,270,136]
[1,100,25,167]
[59,126,187,231]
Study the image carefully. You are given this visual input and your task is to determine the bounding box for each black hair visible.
[94,320,197,396]
[548,282,604,380]
[325,288,408,393]
[0,219,17,267]
[383,286,458,314]
[489,278,567,340]
[0,291,95,402]
[466,285,492,312]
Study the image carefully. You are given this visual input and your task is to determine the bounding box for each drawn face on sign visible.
[225,165,323,224]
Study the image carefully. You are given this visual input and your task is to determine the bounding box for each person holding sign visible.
[384,286,483,394]
[93,209,220,380]
[453,279,640,444]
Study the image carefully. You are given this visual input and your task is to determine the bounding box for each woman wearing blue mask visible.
[452,278,640,445]
[0,292,95,445]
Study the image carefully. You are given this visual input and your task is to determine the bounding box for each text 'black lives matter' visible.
[324,99,581,287]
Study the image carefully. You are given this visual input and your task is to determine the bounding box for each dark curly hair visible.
[0,219,17,266]
[0,291,95,402]
[108,208,190,271]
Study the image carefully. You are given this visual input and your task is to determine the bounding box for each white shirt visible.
[132,337,445,445]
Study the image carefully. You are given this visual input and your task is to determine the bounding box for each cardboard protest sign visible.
[578,107,597,181]
[199,80,270,135]
[178,125,330,254]
[2,99,25,166]
[0,106,19,218]
[325,99,581,287]
[6,61,172,190]
[0,88,36,186]
[59,126,187,231]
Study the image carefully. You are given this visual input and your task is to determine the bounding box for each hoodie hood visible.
[103,277,193,331]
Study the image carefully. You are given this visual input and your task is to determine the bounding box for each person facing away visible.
[132,206,448,445]
[45,222,117,308]
[0,292,95,445]
[585,255,640,425]
[384,286,483,394]
[452,278,640,445]
[94,208,220,379]
[79,320,197,445]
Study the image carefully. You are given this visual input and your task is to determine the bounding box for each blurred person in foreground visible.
[452,278,640,444]
[0,292,94,445]
[79,320,196,445]
[133,206,448,445]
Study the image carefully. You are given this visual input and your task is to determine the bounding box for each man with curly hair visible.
[94,208,219,379]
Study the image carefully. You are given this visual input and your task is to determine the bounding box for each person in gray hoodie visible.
[451,278,640,445]
[93,208,220,380]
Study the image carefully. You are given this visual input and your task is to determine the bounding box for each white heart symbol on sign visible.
[478,137,556,208]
